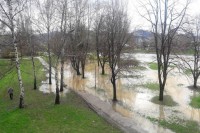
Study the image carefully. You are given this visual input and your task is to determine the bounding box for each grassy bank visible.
[0,58,121,133]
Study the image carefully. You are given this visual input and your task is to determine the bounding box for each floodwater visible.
[38,54,200,133]
[38,57,69,96]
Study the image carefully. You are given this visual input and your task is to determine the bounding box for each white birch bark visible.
[7,0,25,108]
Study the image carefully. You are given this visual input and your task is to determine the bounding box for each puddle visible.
[37,57,69,96]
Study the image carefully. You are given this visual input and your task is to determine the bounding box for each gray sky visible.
[127,0,200,31]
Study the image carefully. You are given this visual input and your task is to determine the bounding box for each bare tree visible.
[94,1,109,75]
[104,0,130,101]
[36,0,56,85]
[68,0,90,78]
[52,0,74,103]
[50,32,61,104]
[0,0,27,108]
[177,15,200,88]
[139,0,190,101]
[56,0,68,92]
[27,0,37,90]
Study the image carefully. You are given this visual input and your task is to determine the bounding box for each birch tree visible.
[36,0,56,85]
[0,0,27,108]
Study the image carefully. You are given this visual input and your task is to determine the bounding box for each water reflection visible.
[38,57,69,96]
[159,105,165,120]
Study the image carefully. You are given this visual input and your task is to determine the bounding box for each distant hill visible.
[133,29,153,38]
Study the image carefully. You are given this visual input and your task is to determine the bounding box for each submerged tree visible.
[0,0,27,108]
[139,0,190,101]
[94,1,109,75]
[177,15,200,88]
[105,0,130,101]
[36,0,56,85]
[68,0,90,78]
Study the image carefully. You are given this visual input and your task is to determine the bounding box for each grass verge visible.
[0,58,121,133]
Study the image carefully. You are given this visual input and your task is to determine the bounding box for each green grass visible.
[149,62,158,70]
[142,82,159,91]
[151,95,177,106]
[184,69,192,75]
[0,58,121,133]
[190,96,200,108]
[0,59,15,78]
[147,117,200,133]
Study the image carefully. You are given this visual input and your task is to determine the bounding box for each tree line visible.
[1,0,200,109]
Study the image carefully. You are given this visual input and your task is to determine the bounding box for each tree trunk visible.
[55,87,60,104]
[76,61,81,75]
[47,28,52,84]
[31,56,37,90]
[81,61,85,79]
[111,70,117,101]
[101,63,105,75]
[159,86,164,101]
[112,78,117,101]
[193,77,198,88]
[14,37,25,108]
[55,65,60,104]
[60,58,64,92]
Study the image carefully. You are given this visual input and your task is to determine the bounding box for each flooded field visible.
[39,54,200,132]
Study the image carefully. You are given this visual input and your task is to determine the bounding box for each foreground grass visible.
[0,59,15,78]
[151,95,177,106]
[190,96,200,108]
[147,116,200,133]
[0,58,121,133]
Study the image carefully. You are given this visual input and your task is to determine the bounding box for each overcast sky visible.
[127,0,200,31]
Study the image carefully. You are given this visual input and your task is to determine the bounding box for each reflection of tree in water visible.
[112,101,132,117]
[159,105,165,120]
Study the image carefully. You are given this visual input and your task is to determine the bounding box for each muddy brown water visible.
[38,54,200,132]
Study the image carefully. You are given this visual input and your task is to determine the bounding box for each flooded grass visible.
[177,84,184,87]
[0,58,121,133]
[183,69,191,75]
[140,82,159,91]
[132,65,147,70]
[190,96,200,108]
[42,55,57,67]
[151,95,177,106]
[149,62,158,70]
[147,116,200,133]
